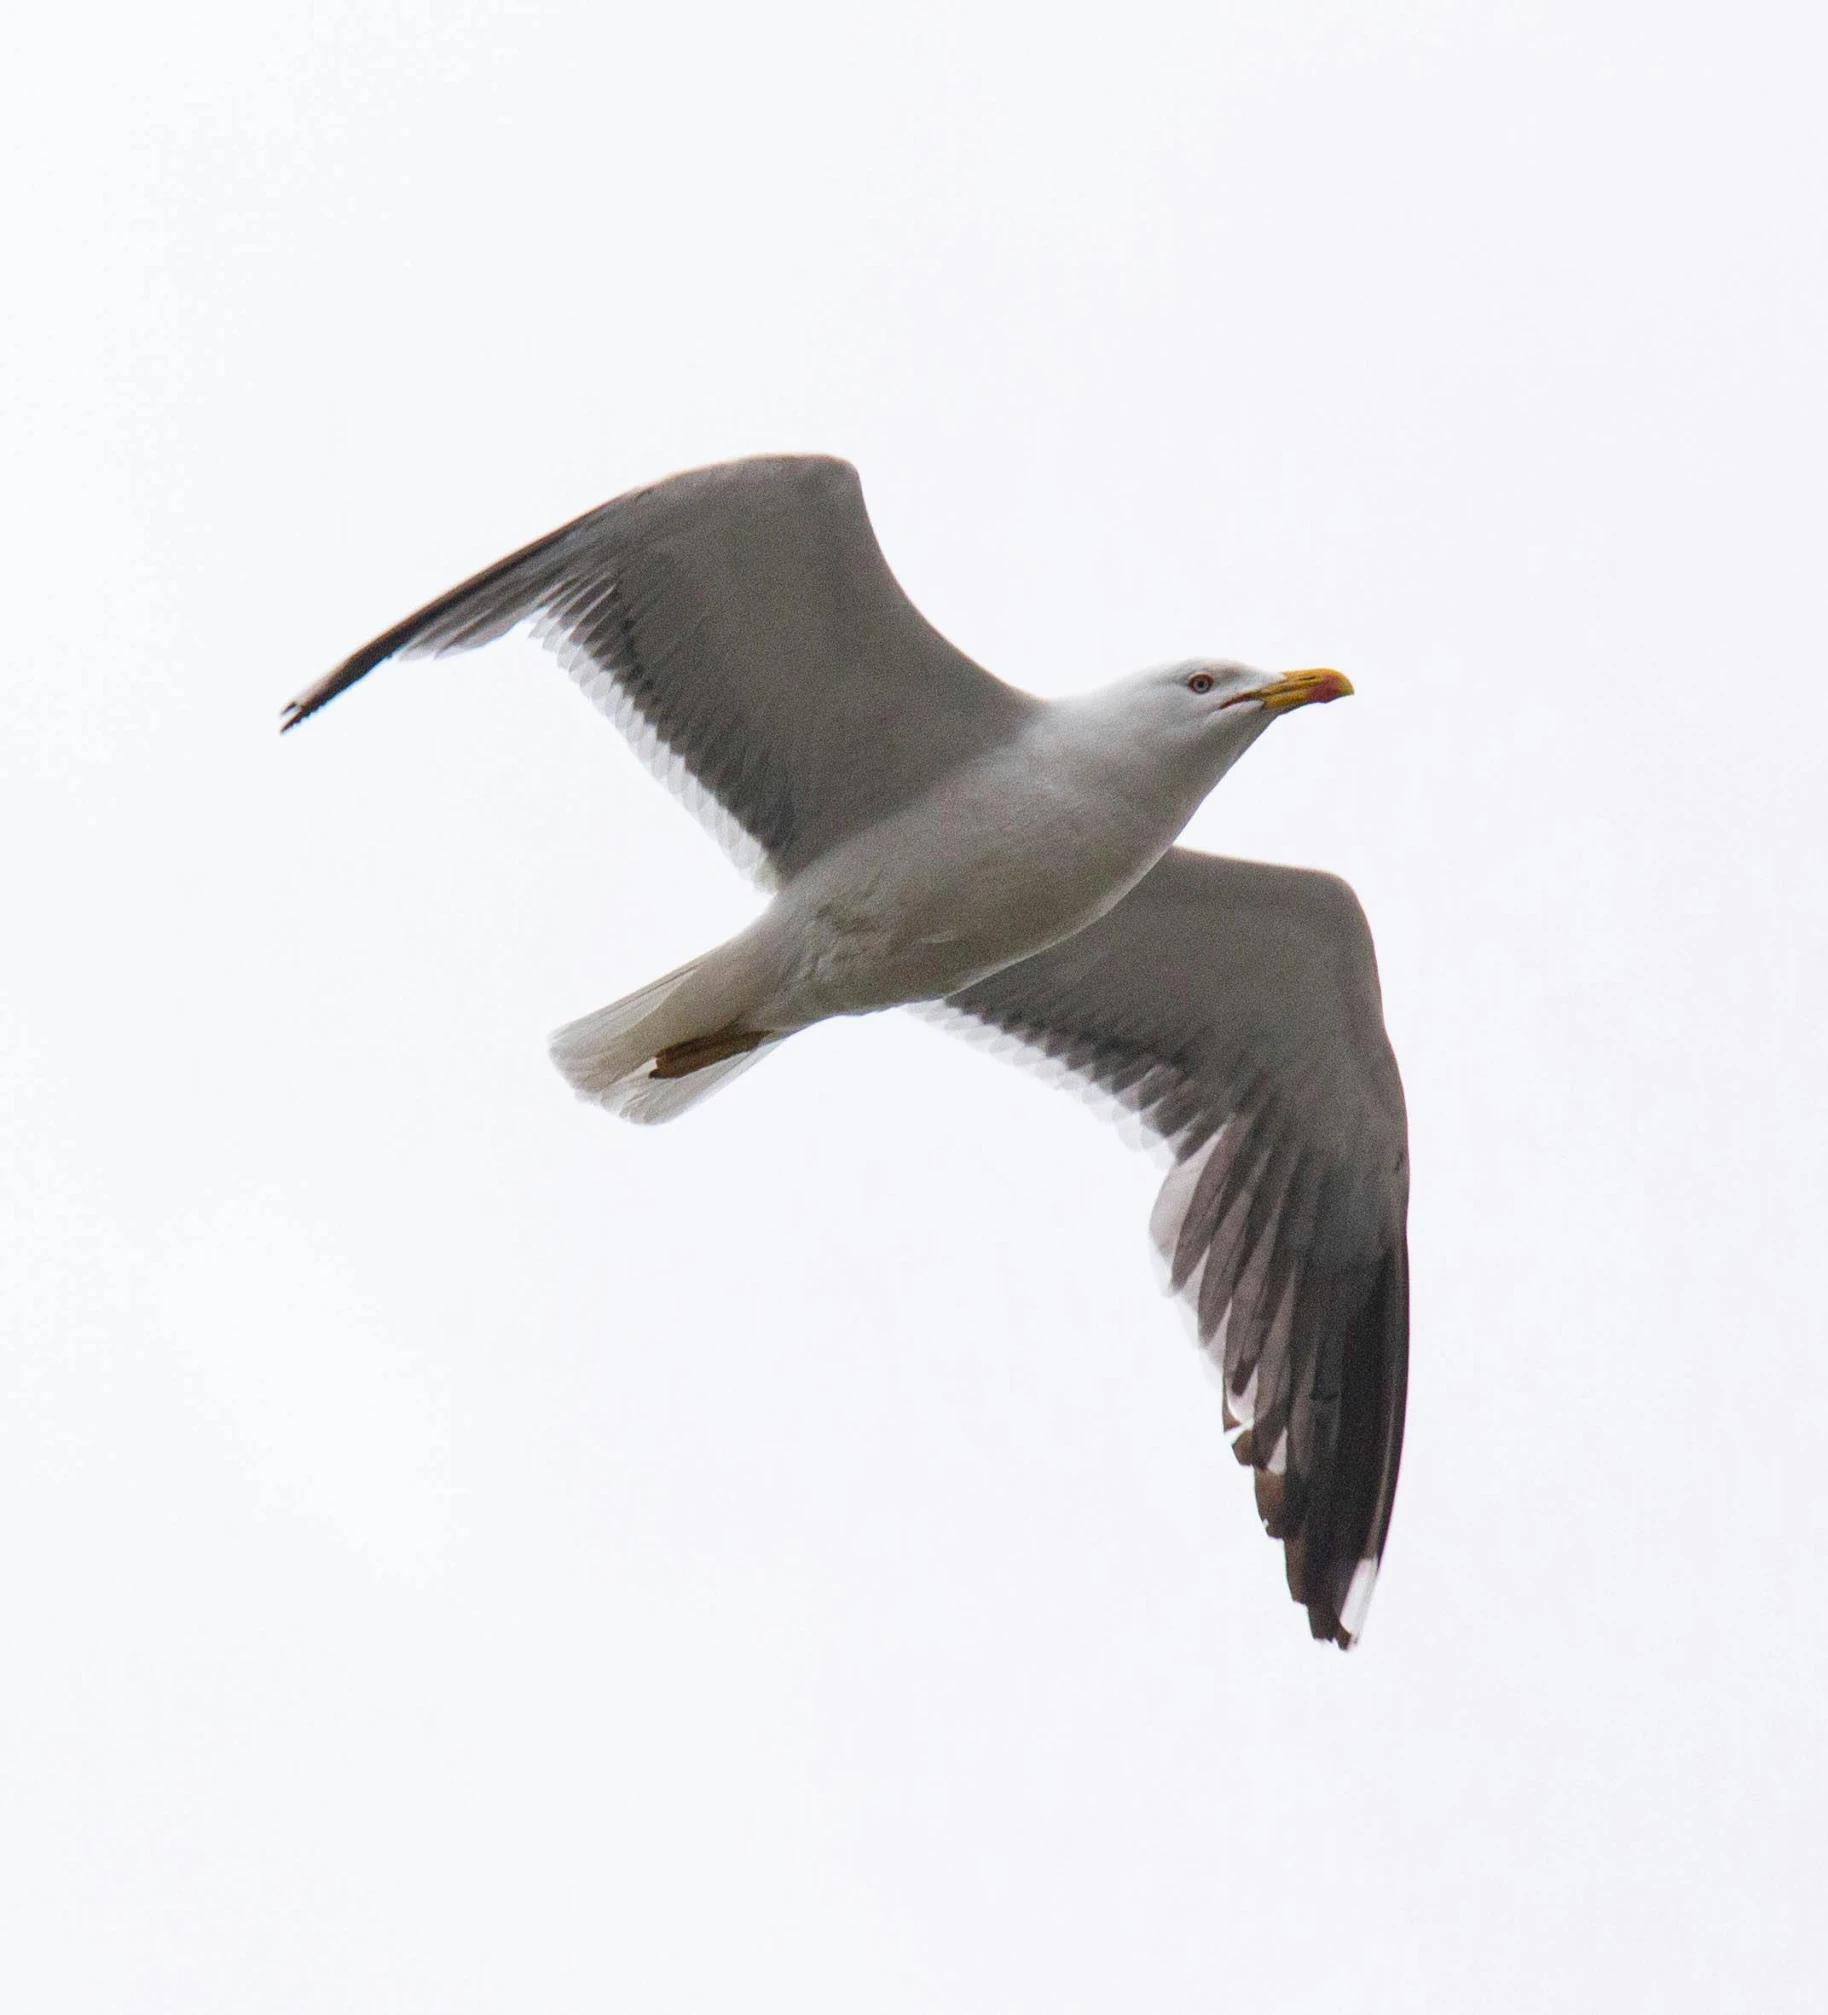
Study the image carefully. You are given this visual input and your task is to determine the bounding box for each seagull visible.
[283,455,1409,1648]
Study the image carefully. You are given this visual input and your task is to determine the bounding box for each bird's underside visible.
[283,452,1411,1648]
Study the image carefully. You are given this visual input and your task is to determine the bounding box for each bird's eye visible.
[1187,671,1215,695]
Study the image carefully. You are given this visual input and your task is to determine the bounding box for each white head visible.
[1127,657,1353,737]
[1075,657,1354,800]
[1048,656,1354,838]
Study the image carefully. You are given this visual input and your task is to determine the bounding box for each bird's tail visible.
[548,955,781,1124]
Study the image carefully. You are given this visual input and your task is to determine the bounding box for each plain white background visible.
[3,2,1824,2007]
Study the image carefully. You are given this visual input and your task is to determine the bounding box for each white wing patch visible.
[1338,1557,1381,1644]
[1226,1361,1257,1433]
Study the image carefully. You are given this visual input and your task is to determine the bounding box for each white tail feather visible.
[549,961,703,1094]
[604,1041,780,1124]
[548,955,779,1125]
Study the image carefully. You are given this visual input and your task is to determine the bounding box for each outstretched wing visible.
[945,849,1409,1647]
[282,455,1036,883]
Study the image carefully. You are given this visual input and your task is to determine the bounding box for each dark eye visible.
[1187,671,1215,694]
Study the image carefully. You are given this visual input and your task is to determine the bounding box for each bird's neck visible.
[1037,695,1263,843]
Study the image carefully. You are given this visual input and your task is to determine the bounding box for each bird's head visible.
[1159,657,1352,723]
[1069,660,1353,812]
[1122,659,1353,757]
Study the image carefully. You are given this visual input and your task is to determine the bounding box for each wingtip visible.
[277,671,343,733]
[1306,1554,1381,1650]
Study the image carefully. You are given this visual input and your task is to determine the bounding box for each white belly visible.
[748,730,1184,1025]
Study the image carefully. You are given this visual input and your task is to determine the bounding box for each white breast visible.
[759,702,1192,1020]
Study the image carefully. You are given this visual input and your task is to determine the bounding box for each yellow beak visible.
[1222,667,1354,713]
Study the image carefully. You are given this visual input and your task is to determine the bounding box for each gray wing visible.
[281,455,1036,882]
[945,849,1409,1648]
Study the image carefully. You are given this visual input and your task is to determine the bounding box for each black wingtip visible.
[1305,1570,1372,1650]
[276,644,390,734]
[277,677,339,734]
[1262,1243,1408,1652]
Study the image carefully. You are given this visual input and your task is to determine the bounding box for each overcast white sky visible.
[4,2,1825,2008]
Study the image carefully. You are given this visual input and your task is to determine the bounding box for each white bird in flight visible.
[283,455,1409,1648]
